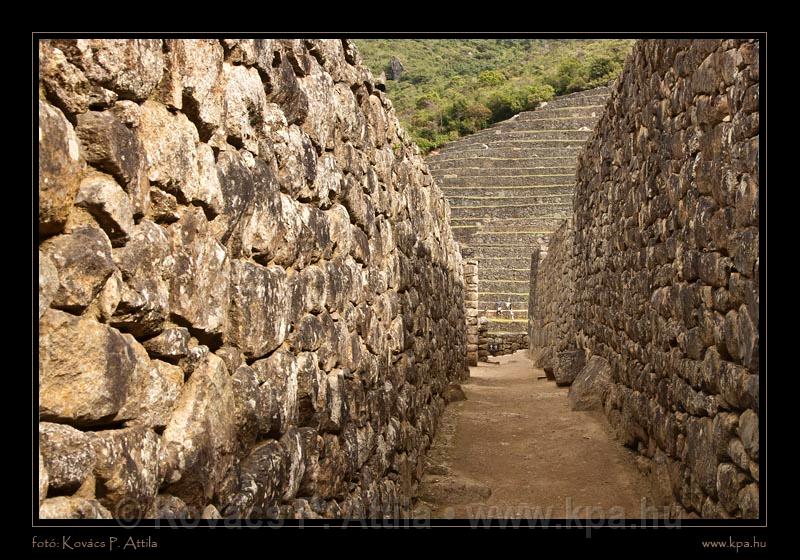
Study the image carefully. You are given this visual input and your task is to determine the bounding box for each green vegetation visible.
[354,39,634,152]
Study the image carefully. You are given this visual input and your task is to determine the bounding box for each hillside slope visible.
[354,38,633,151]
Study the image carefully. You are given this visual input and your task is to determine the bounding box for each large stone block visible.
[160,353,236,512]
[110,220,173,338]
[38,100,83,235]
[138,100,223,215]
[568,355,612,411]
[41,226,116,313]
[554,349,586,387]
[168,207,229,338]
[75,109,150,216]
[39,422,95,495]
[39,310,151,426]
[225,261,289,359]
[89,427,160,517]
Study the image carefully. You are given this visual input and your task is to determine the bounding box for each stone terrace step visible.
[458,230,564,247]
[479,297,529,309]
[452,217,566,231]
[428,150,582,165]
[435,166,576,176]
[451,205,568,219]
[476,296,531,306]
[476,115,601,133]
[482,310,530,321]
[495,117,600,131]
[451,218,570,234]
[463,245,542,259]
[444,188,574,201]
[482,278,534,291]
[478,266,531,281]
[435,139,590,151]
[447,191,573,201]
[441,175,574,187]
[468,257,533,269]
[484,319,528,333]
[533,87,609,108]
[445,129,594,146]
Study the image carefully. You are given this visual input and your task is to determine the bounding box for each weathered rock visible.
[716,462,746,514]
[38,100,82,235]
[39,310,147,425]
[122,359,184,429]
[569,355,612,411]
[272,125,317,199]
[88,427,160,518]
[39,452,49,504]
[225,261,289,359]
[526,39,758,519]
[155,494,190,519]
[158,39,224,139]
[225,440,286,518]
[295,352,326,426]
[738,409,759,461]
[280,427,306,501]
[168,207,229,339]
[38,251,59,319]
[296,62,336,150]
[727,437,750,472]
[39,41,112,116]
[138,100,223,216]
[252,350,298,436]
[65,39,164,101]
[39,497,112,519]
[82,269,122,322]
[202,505,222,519]
[39,422,95,494]
[230,365,261,451]
[147,188,181,223]
[386,56,405,80]
[160,353,236,511]
[41,226,116,312]
[178,345,211,375]
[264,52,309,126]
[111,220,174,338]
[443,384,466,404]
[222,63,284,155]
[143,327,190,362]
[75,172,135,246]
[554,349,585,386]
[738,483,759,519]
[74,109,150,216]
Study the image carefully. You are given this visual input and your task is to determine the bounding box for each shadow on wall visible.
[528,38,760,520]
[38,38,469,520]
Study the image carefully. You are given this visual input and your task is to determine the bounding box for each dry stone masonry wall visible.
[528,219,579,385]
[427,89,610,354]
[529,39,760,518]
[37,38,468,520]
[463,260,481,366]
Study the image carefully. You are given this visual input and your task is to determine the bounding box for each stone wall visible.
[37,38,468,520]
[528,219,580,385]
[464,260,480,366]
[528,39,760,518]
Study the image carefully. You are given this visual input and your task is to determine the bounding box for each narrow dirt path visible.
[416,350,658,520]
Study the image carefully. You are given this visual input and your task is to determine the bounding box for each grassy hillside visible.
[354,39,635,152]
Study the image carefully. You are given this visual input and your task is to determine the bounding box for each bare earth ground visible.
[415,350,660,521]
